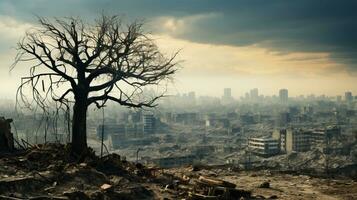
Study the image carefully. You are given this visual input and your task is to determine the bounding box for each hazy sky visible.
[1,0,357,98]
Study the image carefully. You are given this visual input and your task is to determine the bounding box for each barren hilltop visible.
[0,144,356,200]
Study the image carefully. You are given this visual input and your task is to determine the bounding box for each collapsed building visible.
[272,126,341,153]
[144,154,197,168]
[96,113,162,150]
[247,126,342,157]
[248,137,280,157]
[109,134,160,149]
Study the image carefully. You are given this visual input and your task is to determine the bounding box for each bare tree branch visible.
[12,14,179,154]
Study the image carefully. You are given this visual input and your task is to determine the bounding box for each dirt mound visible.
[0,143,156,199]
[4,144,346,199]
[0,144,259,199]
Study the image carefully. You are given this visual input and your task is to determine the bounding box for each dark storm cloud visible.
[1,0,357,69]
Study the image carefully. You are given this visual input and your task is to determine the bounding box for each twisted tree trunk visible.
[71,91,88,155]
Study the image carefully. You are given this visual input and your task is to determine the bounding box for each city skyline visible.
[174,88,354,99]
[0,86,355,100]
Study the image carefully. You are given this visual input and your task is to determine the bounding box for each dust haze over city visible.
[0,1,357,199]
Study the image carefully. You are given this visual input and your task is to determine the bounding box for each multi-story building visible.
[240,113,256,124]
[279,89,289,103]
[272,129,287,152]
[174,112,199,125]
[310,126,341,144]
[96,124,125,140]
[309,129,325,144]
[345,91,353,103]
[222,88,234,104]
[276,112,290,127]
[143,114,156,134]
[128,111,142,123]
[325,126,341,139]
[125,123,143,138]
[248,137,280,157]
[223,88,232,99]
[250,88,259,101]
[286,129,311,153]
[274,129,310,153]
[274,126,341,153]
[109,135,159,149]
[205,117,230,128]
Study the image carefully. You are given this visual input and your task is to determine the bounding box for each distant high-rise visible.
[279,89,288,103]
[250,88,259,100]
[222,88,233,104]
[187,91,196,103]
[188,91,196,99]
[345,91,353,102]
[223,88,231,99]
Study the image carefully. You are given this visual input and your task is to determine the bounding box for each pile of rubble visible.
[259,148,357,178]
[0,143,263,199]
[0,143,157,199]
[187,175,252,199]
[1,143,357,199]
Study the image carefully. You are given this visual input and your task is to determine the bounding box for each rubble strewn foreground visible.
[1,144,357,200]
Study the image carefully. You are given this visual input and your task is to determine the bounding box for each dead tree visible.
[13,15,178,155]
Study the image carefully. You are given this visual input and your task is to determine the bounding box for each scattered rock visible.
[198,175,236,188]
[100,183,112,191]
[258,181,270,188]
[63,190,90,200]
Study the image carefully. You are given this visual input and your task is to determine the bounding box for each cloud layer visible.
[1,0,356,70]
[0,0,357,97]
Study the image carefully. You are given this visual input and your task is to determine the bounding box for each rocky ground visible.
[166,167,357,200]
[0,144,356,200]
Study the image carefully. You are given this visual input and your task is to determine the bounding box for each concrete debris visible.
[198,176,236,188]
[100,183,112,191]
[257,147,357,178]
[189,176,251,199]
[257,181,270,188]
[0,144,357,199]
[63,190,90,200]
[0,143,156,199]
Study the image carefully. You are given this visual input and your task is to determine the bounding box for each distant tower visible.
[143,114,155,134]
[223,88,232,99]
[345,91,353,103]
[250,88,259,101]
[188,91,196,102]
[222,88,233,104]
[279,89,288,103]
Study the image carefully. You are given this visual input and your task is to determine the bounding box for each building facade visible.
[143,114,156,134]
[345,91,353,102]
[279,89,289,103]
[286,129,311,152]
[248,137,280,157]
